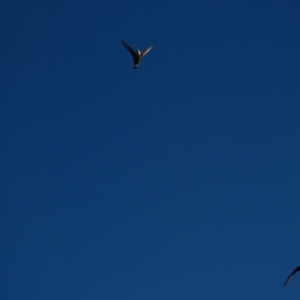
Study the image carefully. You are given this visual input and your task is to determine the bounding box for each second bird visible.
[284,266,300,286]
[121,39,154,69]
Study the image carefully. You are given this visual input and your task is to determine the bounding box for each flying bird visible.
[121,39,154,69]
[284,266,300,286]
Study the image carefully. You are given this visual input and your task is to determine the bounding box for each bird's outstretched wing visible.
[284,266,300,286]
[121,39,135,57]
[141,43,155,57]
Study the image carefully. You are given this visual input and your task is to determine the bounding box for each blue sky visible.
[1,1,300,299]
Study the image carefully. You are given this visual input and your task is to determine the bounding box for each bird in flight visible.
[284,266,300,286]
[121,39,155,69]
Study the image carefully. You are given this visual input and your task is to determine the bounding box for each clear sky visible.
[1,1,300,299]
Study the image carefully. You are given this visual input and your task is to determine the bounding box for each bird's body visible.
[284,266,300,286]
[121,39,154,69]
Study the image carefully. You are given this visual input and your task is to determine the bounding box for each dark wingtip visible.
[284,276,291,287]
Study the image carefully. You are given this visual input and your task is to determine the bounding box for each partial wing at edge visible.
[284,266,300,286]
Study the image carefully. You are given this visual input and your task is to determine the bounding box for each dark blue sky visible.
[1,1,300,299]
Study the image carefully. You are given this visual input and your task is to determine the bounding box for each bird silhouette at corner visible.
[284,266,300,286]
[121,39,155,69]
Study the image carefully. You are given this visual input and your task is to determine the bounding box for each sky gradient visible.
[1,1,300,299]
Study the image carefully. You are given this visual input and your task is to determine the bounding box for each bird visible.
[284,266,300,286]
[121,39,155,69]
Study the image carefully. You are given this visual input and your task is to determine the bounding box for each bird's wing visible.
[121,39,135,57]
[141,43,155,57]
[284,266,300,286]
